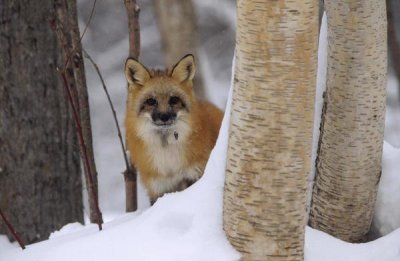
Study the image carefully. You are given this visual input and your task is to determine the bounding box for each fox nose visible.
[152,112,176,124]
[160,113,171,122]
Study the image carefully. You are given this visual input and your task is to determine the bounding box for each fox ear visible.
[171,54,196,83]
[125,58,150,87]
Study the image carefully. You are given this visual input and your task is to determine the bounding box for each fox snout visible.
[151,111,177,126]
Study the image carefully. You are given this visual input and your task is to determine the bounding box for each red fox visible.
[124,54,223,204]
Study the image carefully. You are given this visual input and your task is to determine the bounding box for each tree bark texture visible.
[153,0,206,99]
[124,0,140,212]
[223,0,318,260]
[60,0,102,224]
[309,0,387,243]
[0,0,83,244]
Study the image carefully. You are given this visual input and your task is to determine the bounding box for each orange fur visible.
[124,55,223,203]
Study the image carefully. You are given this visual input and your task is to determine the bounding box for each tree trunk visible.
[0,0,83,244]
[223,0,318,260]
[152,0,206,99]
[309,0,387,243]
[64,0,103,225]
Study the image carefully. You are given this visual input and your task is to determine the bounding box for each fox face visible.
[125,55,196,147]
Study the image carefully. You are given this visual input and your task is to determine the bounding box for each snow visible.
[2,3,400,261]
[373,141,400,236]
[305,227,400,261]
[0,73,239,261]
[0,235,17,252]
[2,102,400,260]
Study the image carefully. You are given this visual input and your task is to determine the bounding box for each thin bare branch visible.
[79,0,97,45]
[63,0,98,70]
[83,50,130,171]
[57,67,103,230]
[0,208,25,250]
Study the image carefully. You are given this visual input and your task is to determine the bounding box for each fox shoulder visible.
[194,101,223,141]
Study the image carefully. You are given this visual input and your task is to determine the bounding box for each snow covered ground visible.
[1,3,400,261]
[1,77,400,261]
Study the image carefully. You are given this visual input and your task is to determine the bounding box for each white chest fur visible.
[148,140,186,177]
[136,115,200,195]
[146,138,202,195]
[137,114,192,176]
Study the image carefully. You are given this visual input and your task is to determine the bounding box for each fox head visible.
[124,54,197,146]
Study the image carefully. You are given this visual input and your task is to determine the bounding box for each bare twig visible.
[0,208,25,250]
[124,0,141,212]
[83,50,130,171]
[63,0,98,70]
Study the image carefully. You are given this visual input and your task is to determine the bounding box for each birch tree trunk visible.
[152,0,206,99]
[223,0,318,260]
[0,0,83,244]
[309,0,387,243]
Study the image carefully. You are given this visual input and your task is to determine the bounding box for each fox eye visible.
[169,96,180,105]
[145,98,157,106]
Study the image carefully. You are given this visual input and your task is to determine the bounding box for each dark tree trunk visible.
[0,0,83,244]
[55,0,102,225]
